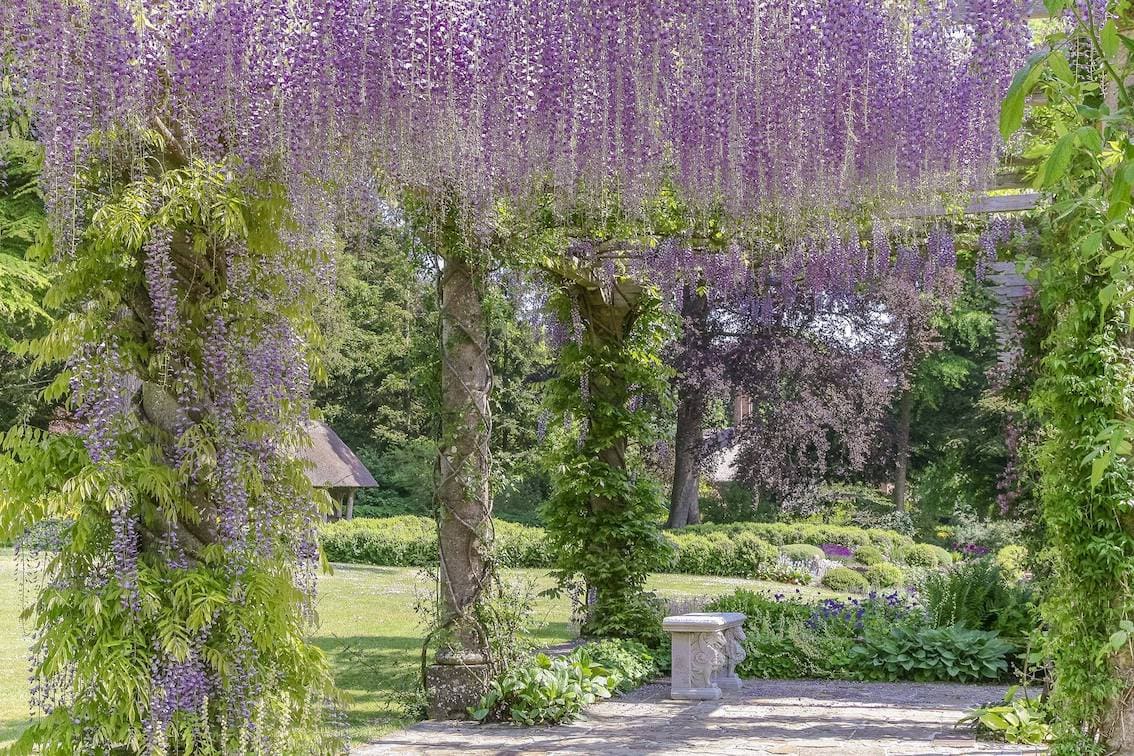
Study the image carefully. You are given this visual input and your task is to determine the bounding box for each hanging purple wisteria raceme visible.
[2,0,1031,246]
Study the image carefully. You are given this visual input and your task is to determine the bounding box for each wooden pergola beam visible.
[893,191,1043,219]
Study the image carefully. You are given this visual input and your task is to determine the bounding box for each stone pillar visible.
[426,247,494,719]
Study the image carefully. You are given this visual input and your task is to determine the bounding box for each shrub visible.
[666,530,778,578]
[821,567,868,593]
[996,545,1028,581]
[576,639,659,692]
[319,516,553,568]
[320,516,929,584]
[494,520,550,568]
[950,506,1028,553]
[706,591,852,679]
[898,543,945,568]
[853,544,885,565]
[320,515,439,566]
[918,558,1036,639]
[780,543,824,563]
[807,592,924,638]
[472,652,616,724]
[959,687,1051,745]
[864,563,905,588]
[679,521,914,554]
[929,544,954,565]
[706,589,814,624]
[849,625,1014,683]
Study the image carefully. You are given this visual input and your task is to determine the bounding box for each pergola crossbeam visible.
[893,191,1043,219]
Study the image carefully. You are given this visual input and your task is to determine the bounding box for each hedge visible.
[664,530,779,579]
[679,521,914,555]
[319,516,932,583]
[319,515,550,568]
[780,543,825,563]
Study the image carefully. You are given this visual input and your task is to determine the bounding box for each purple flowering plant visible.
[820,543,854,559]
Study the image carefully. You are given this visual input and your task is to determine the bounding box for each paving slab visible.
[355,679,1044,755]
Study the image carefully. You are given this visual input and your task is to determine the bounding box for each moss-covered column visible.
[542,269,672,644]
[424,238,495,718]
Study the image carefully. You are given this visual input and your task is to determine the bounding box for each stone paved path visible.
[357,680,1043,755]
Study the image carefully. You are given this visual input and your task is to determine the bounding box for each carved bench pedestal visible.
[662,612,747,701]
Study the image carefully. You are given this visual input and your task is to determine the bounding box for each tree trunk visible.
[893,386,913,510]
[668,286,709,529]
[427,249,494,719]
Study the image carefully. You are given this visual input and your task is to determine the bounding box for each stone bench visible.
[662,612,747,700]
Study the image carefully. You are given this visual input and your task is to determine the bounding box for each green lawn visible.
[0,552,838,747]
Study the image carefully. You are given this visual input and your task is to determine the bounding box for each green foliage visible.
[919,558,1038,641]
[849,625,1014,683]
[313,229,551,522]
[997,7,1134,738]
[322,516,937,590]
[864,562,905,588]
[897,543,947,568]
[853,544,886,565]
[780,543,825,563]
[949,505,1028,552]
[679,521,914,553]
[789,484,910,532]
[471,652,615,725]
[540,283,674,643]
[698,481,764,524]
[960,687,1052,746]
[908,279,1017,523]
[666,530,779,578]
[821,567,869,593]
[319,516,549,568]
[1,159,342,752]
[575,639,660,692]
[996,544,1029,581]
[0,89,55,432]
[705,590,853,679]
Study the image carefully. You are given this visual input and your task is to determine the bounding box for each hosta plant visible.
[471,652,617,726]
[850,625,1015,683]
[959,687,1052,746]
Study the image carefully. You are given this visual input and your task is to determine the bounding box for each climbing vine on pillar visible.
[404,194,498,717]
[1000,3,1134,749]
[0,156,341,753]
[541,271,674,644]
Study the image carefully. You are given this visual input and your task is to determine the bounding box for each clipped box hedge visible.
[679,521,914,556]
[318,516,929,582]
[319,515,551,569]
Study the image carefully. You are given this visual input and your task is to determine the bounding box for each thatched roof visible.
[299,421,378,489]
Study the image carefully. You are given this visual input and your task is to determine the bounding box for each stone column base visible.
[671,687,722,701]
[425,662,491,720]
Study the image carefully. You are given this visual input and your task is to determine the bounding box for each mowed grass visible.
[0,551,841,747]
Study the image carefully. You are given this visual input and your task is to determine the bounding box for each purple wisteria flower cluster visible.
[69,342,134,465]
[2,0,1032,256]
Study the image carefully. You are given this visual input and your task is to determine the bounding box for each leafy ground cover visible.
[0,551,840,747]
